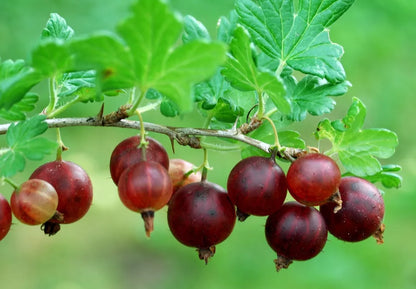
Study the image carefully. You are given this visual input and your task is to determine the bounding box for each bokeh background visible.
[0,0,415,288]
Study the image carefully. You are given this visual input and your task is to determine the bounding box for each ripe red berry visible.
[11,179,59,225]
[110,136,169,185]
[167,181,236,264]
[287,153,341,206]
[227,156,287,220]
[320,176,385,243]
[168,158,201,194]
[117,161,172,237]
[0,194,12,241]
[30,160,93,235]
[265,201,328,271]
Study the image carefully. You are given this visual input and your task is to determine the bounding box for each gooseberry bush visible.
[0,0,402,270]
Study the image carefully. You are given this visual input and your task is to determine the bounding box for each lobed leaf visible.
[31,40,72,76]
[222,25,290,114]
[284,75,350,121]
[117,0,227,112]
[236,0,354,82]
[41,13,74,41]
[0,59,43,110]
[0,116,57,178]
[69,33,136,92]
[315,97,399,176]
[183,15,211,43]
[0,93,38,121]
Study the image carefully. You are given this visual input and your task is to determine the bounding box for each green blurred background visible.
[0,0,415,288]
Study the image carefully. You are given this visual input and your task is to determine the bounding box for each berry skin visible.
[167,181,236,264]
[265,201,328,271]
[320,176,385,243]
[168,159,201,194]
[11,179,59,225]
[286,153,341,206]
[227,156,287,220]
[30,160,93,235]
[110,136,169,185]
[0,194,12,241]
[117,161,172,237]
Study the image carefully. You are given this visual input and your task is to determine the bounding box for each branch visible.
[0,117,304,159]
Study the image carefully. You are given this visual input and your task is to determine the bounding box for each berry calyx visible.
[265,201,328,271]
[10,179,59,225]
[286,153,341,206]
[227,156,287,220]
[117,161,172,237]
[110,136,169,185]
[320,176,385,243]
[167,181,236,264]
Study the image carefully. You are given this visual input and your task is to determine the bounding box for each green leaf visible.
[31,40,72,76]
[194,69,230,110]
[315,97,399,176]
[1,115,57,178]
[6,115,49,146]
[0,93,38,121]
[0,150,25,178]
[117,0,227,112]
[160,98,180,117]
[285,75,350,121]
[58,70,96,99]
[0,59,43,110]
[52,70,98,111]
[41,13,74,41]
[217,11,239,44]
[346,165,402,189]
[117,0,183,86]
[69,33,136,92]
[149,41,228,112]
[145,88,163,100]
[236,0,354,82]
[222,25,290,114]
[212,97,244,123]
[183,15,210,43]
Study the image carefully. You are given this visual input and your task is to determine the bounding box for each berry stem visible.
[135,109,148,160]
[55,128,68,161]
[3,177,19,190]
[198,148,210,182]
[261,115,281,151]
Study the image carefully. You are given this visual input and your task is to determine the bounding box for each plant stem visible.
[262,115,281,150]
[135,109,148,160]
[199,148,210,182]
[200,140,241,151]
[55,128,66,161]
[137,100,162,114]
[3,177,19,190]
[45,76,58,115]
[276,60,286,77]
[47,96,80,118]
[257,91,265,119]
[127,87,144,116]
[0,117,305,161]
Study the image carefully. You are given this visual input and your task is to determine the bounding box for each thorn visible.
[96,104,105,124]
[169,136,176,153]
